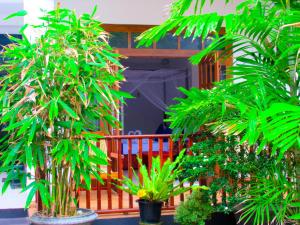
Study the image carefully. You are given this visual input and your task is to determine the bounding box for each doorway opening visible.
[120,57,199,135]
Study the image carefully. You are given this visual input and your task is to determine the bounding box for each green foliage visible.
[239,164,298,225]
[175,188,214,225]
[0,7,130,216]
[179,130,278,213]
[139,0,300,156]
[118,150,204,202]
[138,0,300,223]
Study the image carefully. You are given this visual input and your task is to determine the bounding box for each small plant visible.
[175,188,214,225]
[179,130,278,213]
[118,150,198,202]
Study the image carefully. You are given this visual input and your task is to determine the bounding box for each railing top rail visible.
[100,134,173,139]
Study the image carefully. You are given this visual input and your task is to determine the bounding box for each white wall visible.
[23,0,55,42]
[56,0,244,25]
[0,0,54,35]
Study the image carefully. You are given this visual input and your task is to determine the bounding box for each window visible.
[220,65,226,80]
[109,32,128,48]
[156,33,178,49]
[180,36,202,50]
[131,32,153,49]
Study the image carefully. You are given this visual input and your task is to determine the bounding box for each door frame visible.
[102,24,232,132]
[102,24,217,58]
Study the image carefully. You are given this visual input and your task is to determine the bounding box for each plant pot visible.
[206,212,237,225]
[138,199,163,223]
[29,208,97,225]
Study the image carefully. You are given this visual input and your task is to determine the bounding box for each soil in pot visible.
[29,208,98,225]
[206,212,237,225]
[138,199,163,223]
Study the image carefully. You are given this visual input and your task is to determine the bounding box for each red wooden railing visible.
[77,134,193,214]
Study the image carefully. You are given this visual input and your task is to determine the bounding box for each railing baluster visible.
[159,137,163,168]
[179,138,184,202]
[188,138,193,193]
[138,138,143,183]
[96,140,101,210]
[168,138,174,207]
[148,139,153,171]
[128,139,133,208]
[117,139,123,209]
[209,63,213,88]
[86,189,91,209]
[107,138,112,210]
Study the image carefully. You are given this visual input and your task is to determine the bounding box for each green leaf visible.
[58,99,79,120]
[25,184,37,208]
[28,119,37,144]
[3,10,27,21]
[25,145,33,169]
[91,5,98,17]
[289,213,300,220]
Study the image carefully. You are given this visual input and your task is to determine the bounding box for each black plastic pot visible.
[138,199,163,223]
[206,212,237,225]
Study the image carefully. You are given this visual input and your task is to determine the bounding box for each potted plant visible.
[176,130,283,225]
[118,150,201,224]
[175,187,214,225]
[0,7,130,225]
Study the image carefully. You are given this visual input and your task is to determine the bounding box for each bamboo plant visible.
[0,7,131,216]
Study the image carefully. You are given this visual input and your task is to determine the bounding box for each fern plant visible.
[118,150,203,202]
[0,7,131,216]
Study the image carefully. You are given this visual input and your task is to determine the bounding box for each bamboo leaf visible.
[58,99,79,120]
[3,10,27,21]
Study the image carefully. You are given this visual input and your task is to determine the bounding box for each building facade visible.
[0,0,242,210]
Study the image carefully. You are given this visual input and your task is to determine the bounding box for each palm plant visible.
[138,0,300,223]
[0,7,130,216]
